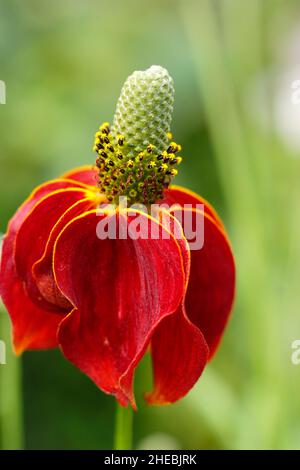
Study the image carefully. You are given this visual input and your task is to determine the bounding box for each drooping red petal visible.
[53,209,186,407]
[163,185,224,229]
[171,207,235,358]
[61,165,98,187]
[9,179,89,229]
[33,197,100,307]
[14,187,97,311]
[0,247,62,353]
[146,211,209,405]
[147,305,209,405]
[0,179,83,353]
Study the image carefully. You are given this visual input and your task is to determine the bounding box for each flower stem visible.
[114,403,133,450]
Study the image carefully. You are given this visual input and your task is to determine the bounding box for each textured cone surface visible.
[94,66,182,205]
[112,65,175,156]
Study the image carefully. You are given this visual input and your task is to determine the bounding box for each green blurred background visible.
[1,0,300,450]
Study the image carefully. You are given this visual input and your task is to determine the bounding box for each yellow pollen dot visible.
[107,144,114,152]
[148,161,156,168]
[176,156,182,164]
[171,169,178,176]
[129,189,137,198]
[118,135,125,145]
[170,141,178,151]
[160,163,168,171]
[99,123,110,135]
[167,132,173,140]
[127,159,133,168]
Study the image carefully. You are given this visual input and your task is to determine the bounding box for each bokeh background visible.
[1,0,300,450]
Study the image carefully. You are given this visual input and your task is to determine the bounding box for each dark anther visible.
[104,166,110,172]
[167,144,178,154]
[117,152,123,160]
[157,154,164,160]
[97,143,104,150]
[108,160,115,167]
[170,158,177,165]
[107,144,114,152]
[100,151,108,159]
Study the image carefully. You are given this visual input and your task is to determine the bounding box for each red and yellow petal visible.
[0,243,62,354]
[53,209,186,407]
[171,207,235,358]
[0,179,84,353]
[61,165,99,188]
[163,185,224,229]
[33,197,101,308]
[146,212,209,405]
[14,187,98,311]
[9,179,89,237]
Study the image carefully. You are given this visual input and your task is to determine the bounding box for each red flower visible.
[0,165,235,408]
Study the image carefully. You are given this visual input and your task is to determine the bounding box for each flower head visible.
[94,66,181,205]
[0,66,235,408]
